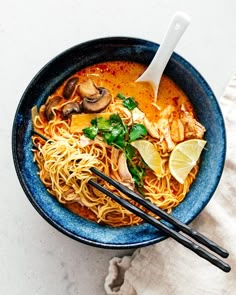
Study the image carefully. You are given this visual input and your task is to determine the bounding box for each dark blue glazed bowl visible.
[12,37,226,248]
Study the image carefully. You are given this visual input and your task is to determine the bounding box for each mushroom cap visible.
[62,102,82,118]
[78,79,100,99]
[78,79,112,113]
[82,88,112,113]
[44,96,63,121]
[63,77,79,99]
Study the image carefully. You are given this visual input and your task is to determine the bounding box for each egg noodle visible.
[32,98,198,227]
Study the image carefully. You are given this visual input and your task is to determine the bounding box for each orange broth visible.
[66,61,194,122]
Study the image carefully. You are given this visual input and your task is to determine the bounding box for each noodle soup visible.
[31,61,206,227]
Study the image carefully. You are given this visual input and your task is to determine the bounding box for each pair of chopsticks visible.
[89,167,231,273]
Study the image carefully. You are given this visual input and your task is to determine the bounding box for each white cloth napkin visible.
[104,73,236,295]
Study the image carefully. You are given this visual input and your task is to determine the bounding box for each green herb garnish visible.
[82,125,98,140]
[129,123,147,142]
[82,94,148,190]
[124,144,146,188]
[96,117,112,130]
[82,114,126,147]
[117,93,138,110]
[128,165,146,187]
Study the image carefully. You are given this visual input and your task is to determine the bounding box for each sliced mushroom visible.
[62,102,82,119]
[78,79,112,113]
[78,79,100,98]
[44,95,63,121]
[63,77,79,99]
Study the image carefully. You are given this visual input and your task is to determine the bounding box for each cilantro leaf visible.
[82,126,98,140]
[129,124,147,142]
[90,118,98,126]
[117,93,138,110]
[114,133,126,148]
[110,113,123,124]
[117,93,126,100]
[103,124,124,145]
[96,117,112,130]
[125,144,135,159]
[128,165,146,187]
[125,144,146,188]
[83,113,127,148]
[123,97,138,110]
[82,111,148,189]
[102,132,113,145]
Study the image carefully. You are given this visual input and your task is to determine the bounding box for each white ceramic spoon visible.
[136,11,191,103]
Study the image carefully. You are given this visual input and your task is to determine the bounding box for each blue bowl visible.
[12,37,226,248]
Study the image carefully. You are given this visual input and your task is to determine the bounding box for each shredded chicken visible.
[125,103,205,154]
[156,117,175,151]
[143,117,160,139]
[78,134,93,147]
[170,118,185,142]
[117,153,135,190]
[132,107,145,123]
[180,105,206,139]
[110,147,121,170]
[132,106,176,151]
[151,106,176,151]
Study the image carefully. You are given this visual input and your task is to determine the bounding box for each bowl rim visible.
[12,36,226,249]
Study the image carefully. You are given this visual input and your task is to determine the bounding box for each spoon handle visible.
[137,11,190,102]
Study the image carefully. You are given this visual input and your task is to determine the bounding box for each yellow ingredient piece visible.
[70,113,111,133]
[169,139,207,184]
[131,140,163,177]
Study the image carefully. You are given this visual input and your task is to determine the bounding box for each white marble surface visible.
[1,1,236,294]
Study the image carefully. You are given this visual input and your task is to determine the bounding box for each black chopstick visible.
[90,167,228,258]
[89,167,231,273]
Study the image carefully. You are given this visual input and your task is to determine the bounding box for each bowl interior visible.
[12,37,226,248]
